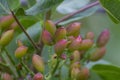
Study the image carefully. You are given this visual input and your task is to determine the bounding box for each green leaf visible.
[92,64,120,80]
[16,22,42,48]
[26,0,64,15]
[58,5,99,25]
[7,0,20,10]
[0,0,20,15]
[99,0,120,23]
[15,8,26,16]
[0,0,9,14]
[57,0,90,14]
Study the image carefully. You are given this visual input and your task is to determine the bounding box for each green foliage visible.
[17,22,42,48]
[92,64,120,80]
[26,0,64,15]
[0,0,20,15]
[99,0,120,23]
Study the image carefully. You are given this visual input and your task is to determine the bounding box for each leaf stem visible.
[51,58,60,75]
[3,48,16,65]
[10,10,40,52]
[20,59,35,76]
[55,1,99,25]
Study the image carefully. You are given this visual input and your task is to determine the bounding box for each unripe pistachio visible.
[45,20,56,36]
[17,40,23,47]
[33,73,44,80]
[68,36,82,52]
[0,15,14,29]
[54,39,67,56]
[66,22,81,37]
[2,73,13,80]
[71,62,80,69]
[89,47,106,61]
[54,27,66,42]
[15,46,28,58]
[85,32,94,40]
[42,30,54,46]
[79,39,93,50]
[0,29,14,46]
[97,29,110,47]
[78,67,89,80]
[10,22,19,30]
[32,54,44,73]
[71,67,80,80]
[72,50,81,62]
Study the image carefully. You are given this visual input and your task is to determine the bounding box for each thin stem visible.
[55,1,99,25]
[10,10,40,52]
[21,60,35,76]
[3,48,16,65]
[51,58,60,75]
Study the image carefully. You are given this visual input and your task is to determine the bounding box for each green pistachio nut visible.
[97,29,110,47]
[54,27,66,42]
[85,32,94,40]
[15,46,28,58]
[54,39,67,56]
[79,39,93,50]
[68,36,82,52]
[0,29,14,46]
[10,22,19,30]
[66,22,81,37]
[89,47,106,61]
[45,20,56,36]
[0,15,15,30]
[32,54,45,73]
[42,30,54,46]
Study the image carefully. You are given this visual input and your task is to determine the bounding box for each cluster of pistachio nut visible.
[41,20,110,80]
[0,15,19,47]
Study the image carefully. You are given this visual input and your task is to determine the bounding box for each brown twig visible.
[55,1,99,25]
[10,10,40,52]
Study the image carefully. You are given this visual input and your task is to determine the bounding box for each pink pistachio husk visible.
[78,67,89,80]
[85,32,94,40]
[71,67,80,80]
[15,46,28,58]
[79,39,93,51]
[42,30,54,46]
[32,54,45,73]
[10,22,19,30]
[72,50,81,62]
[0,29,14,47]
[54,39,68,56]
[89,47,106,61]
[33,73,44,80]
[0,15,15,29]
[2,73,13,80]
[54,27,66,42]
[68,36,82,52]
[97,29,110,47]
[45,20,56,36]
[66,22,81,37]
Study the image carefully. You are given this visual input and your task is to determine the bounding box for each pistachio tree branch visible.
[10,10,40,52]
[55,1,99,25]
